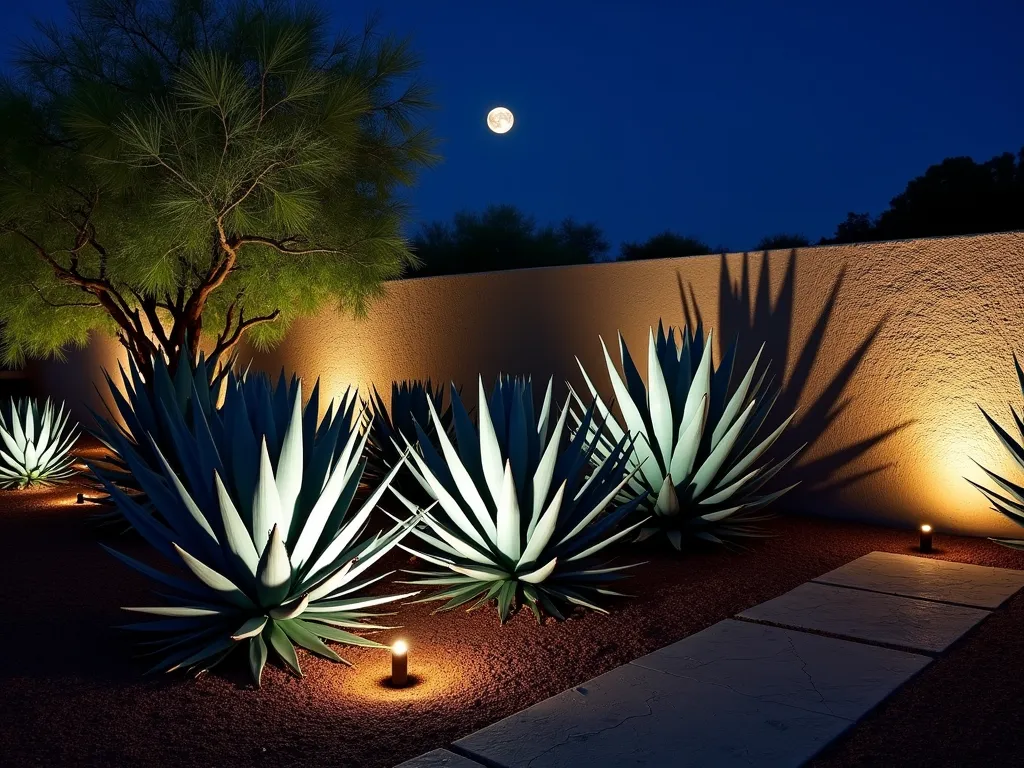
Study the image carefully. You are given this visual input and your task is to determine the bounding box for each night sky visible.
[2,0,1022,251]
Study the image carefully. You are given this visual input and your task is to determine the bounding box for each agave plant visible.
[98,371,419,685]
[573,321,802,549]
[364,380,453,500]
[87,347,234,520]
[0,397,79,489]
[970,354,1024,549]
[394,375,649,623]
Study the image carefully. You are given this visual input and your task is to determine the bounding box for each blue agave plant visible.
[574,322,802,548]
[98,371,419,685]
[0,397,79,488]
[394,375,649,623]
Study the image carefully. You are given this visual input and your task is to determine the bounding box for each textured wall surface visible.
[32,232,1024,538]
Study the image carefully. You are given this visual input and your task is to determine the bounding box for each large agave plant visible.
[573,322,802,548]
[970,354,1024,549]
[98,371,419,685]
[394,375,649,623]
[364,380,453,501]
[0,397,79,489]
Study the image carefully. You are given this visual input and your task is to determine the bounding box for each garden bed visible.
[2,459,1023,768]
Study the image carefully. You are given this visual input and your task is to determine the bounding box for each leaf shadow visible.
[680,250,913,505]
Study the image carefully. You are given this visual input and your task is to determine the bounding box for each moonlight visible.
[487,107,514,134]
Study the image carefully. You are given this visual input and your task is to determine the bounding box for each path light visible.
[76,492,84,504]
[391,640,409,687]
[920,524,933,553]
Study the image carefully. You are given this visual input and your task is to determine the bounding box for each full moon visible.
[486,107,514,134]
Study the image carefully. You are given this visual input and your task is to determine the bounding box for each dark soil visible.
[1,451,1022,767]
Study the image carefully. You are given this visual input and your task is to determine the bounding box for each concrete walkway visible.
[395,552,1024,768]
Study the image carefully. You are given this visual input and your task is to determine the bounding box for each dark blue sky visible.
[3,0,1022,251]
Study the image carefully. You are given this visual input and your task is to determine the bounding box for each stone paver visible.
[454,661,852,768]
[631,618,930,720]
[393,749,484,768]
[738,582,989,653]
[813,551,1024,609]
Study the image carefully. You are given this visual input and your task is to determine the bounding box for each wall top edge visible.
[396,229,1024,284]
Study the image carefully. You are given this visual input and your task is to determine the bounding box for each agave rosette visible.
[99,371,419,685]
[395,375,649,623]
[970,354,1024,549]
[0,397,79,489]
[363,380,453,501]
[573,321,802,548]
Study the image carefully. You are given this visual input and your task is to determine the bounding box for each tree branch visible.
[13,229,159,364]
[234,235,353,257]
[209,306,281,371]
[166,219,239,359]
[29,282,102,308]
[133,290,170,349]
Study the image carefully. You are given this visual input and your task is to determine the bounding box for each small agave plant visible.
[970,354,1024,549]
[573,321,802,548]
[0,397,79,489]
[98,371,419,685]
[364,380,453,500]
[394,375,649,623]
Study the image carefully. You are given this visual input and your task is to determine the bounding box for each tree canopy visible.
[823,149,1024,244]
[755,233,810,250]
[409,204,608,277]
[619,231,718,261]
[0,0,436,377]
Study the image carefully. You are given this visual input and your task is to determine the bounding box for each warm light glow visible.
[921,524,932,533]
[392,640,408,656]
[911,398,1023,536]
[486,107,514,134]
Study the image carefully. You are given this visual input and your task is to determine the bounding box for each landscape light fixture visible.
[391,640,409,687]
[920,524,933,553]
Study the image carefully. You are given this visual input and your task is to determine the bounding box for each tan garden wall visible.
[31,232,1024,538]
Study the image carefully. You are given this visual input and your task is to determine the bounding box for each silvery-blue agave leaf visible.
[99,372,420,686]
[88,346,234,523]
[970,354,1024,550]
[573,321,802,549]
[0,397,79,489]
[395,375,649,624]
[363,380,453,504]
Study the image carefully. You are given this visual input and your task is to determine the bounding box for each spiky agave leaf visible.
[396,374,649,624]
[102,372,420,685]
[572,322,801,549]
[0,396,79,489]
[363,380,453,503]
[972,353,1024,549]
[87,346,235,524]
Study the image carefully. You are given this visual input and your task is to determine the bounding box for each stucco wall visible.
[32,232,1024,538]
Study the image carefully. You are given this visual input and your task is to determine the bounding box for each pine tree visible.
[0,0,437,379]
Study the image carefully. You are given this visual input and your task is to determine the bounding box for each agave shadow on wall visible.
[680,250,912,508]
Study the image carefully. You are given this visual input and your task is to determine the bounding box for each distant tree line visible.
[409,146,1024,277]
[408,205,608,277]
[822,149,1024,244]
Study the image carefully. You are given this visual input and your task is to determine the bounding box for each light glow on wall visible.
[911,401,1021,537]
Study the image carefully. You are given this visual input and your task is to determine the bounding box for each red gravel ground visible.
[2,464,1023,767]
